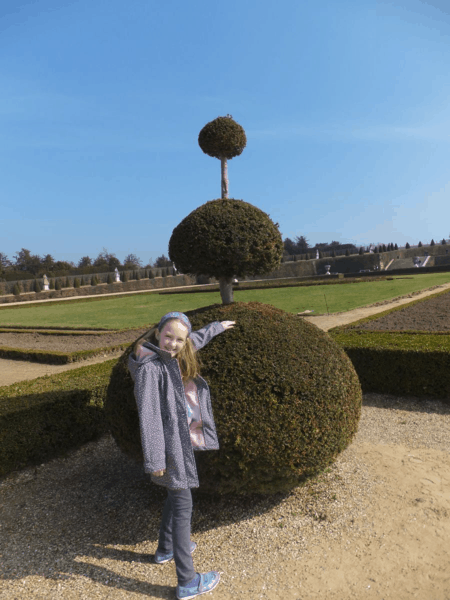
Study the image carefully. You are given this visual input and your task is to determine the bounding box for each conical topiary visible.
[104,302,362,496]
[13,283,21,295]
[74,278,81,288]
[55,279,62,291]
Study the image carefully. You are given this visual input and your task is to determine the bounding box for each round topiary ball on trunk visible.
[198,115,247,160]
[105,302,362,496]
[169,198,283,280]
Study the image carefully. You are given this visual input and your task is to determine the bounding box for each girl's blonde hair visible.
[133,318,201,383]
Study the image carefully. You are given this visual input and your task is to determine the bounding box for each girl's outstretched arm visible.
[189,321,236,351]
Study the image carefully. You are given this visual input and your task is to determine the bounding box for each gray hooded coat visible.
[128,321,225,490]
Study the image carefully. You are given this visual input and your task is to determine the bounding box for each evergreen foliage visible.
[34,279,42,293]
[49,279,55,290]
[13,283,21,295]
[74,278,81,288]
[418,241,423,247]
[430,239,435,246]
[55,279,62,290]
[406,242,410,249]
[105,302,362,496]
[442,239,447,245]
[198,115,247,160]
[169,199,283,281]
[345,248,350,256]
[359,247,364,255]
[107,273,114,284]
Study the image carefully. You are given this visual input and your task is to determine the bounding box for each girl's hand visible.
[221,321,236,330]
[152,469,165,477]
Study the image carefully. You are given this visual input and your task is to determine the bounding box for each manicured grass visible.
[0,272,449,329]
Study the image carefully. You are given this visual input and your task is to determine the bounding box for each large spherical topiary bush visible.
[168,198,283,279]
[105,302,362,496]
[198,115,247,160]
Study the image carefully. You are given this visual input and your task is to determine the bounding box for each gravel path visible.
[1,393,449,600]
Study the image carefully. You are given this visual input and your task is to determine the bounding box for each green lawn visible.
[0,272,449,329]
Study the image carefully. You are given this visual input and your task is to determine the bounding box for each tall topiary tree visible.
[198,115,247,199]
[105,115,363,499]
[170,117,282,304]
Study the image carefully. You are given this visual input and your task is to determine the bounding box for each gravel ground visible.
[1,393,449,600]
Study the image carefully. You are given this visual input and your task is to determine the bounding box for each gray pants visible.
[158,488,196,586]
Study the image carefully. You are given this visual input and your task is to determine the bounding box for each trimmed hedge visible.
[0,359,118,477]
[329,289,450,400]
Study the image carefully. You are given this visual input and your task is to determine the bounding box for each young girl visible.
[128,311,235,600]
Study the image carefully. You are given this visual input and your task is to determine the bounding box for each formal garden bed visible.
[329,288,450,400]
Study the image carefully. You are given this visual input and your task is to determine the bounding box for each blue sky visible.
[1,0,449,266]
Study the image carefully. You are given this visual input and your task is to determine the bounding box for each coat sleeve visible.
[189,321,225,351]
[133,363,166,474]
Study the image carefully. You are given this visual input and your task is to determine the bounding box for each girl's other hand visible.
[152,469,165,477]
[221,321,236,330]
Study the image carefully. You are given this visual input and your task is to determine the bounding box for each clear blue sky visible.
[1,0,449,266]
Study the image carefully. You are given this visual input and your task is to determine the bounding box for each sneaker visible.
[154,541,197,564]
[176,571,220,599]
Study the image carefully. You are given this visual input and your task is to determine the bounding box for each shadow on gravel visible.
[362,392,450,413]
[0,433,291,595]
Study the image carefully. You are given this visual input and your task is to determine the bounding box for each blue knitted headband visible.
[157,312,192,337]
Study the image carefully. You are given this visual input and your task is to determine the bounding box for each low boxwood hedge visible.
[329,290,450,401]
[0,359,117,477]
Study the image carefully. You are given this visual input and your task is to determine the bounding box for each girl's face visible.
[155,320,189,357]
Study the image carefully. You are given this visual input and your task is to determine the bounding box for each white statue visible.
[316,249,319,260]
[43,274,49,291]
[114,267,120,282]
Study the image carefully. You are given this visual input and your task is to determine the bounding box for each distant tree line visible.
[282,236,447,259]
[1,236,447,281]
[0,247,173,281]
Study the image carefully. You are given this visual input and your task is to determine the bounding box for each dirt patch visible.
[303,281,450,332]
[354,288,450,331]
[0,328,149,352]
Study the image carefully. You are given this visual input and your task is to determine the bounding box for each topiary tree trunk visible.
[221,157,228,199]
[219,276,233,305]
